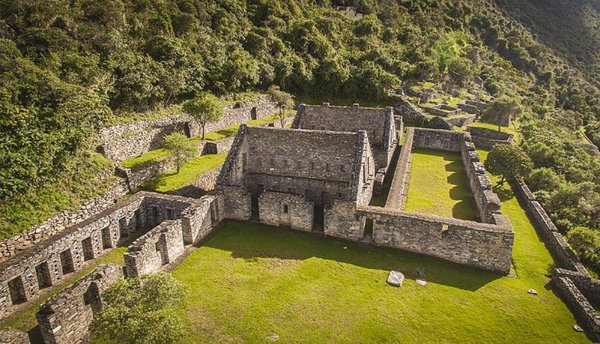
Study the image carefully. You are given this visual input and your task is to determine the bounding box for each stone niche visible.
[258,191,314,231]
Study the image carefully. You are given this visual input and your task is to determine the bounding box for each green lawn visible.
[0,247,127,343]
[172,218,588,343]
[405,148,478,221]
[141,153,227,193]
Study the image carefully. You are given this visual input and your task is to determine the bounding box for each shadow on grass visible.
[493,184,514,202]
[369,145,401,207]
[204,220,502,291]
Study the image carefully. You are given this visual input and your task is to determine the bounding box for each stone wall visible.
[292,103,396,169]
[259,192,314,231]
[385,128,414,210]
[324,200,365,241]
[36,264,123,344]
[218,126,375,206]
[0,328,29,343]
[510,180,588,274]
[412,127,465,152]
[0,192,211,321]
[552,272,600,341]
[361,206,514,274]
[0,195,146,321]
[169,166,221,198]
[459,137,501,223]
[468,127,514,150]
[220,186,252,221]
[100,96,277,162]
[0,178,129,263]
[124,220,184,278]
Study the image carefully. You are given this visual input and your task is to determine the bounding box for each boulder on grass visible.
[387,271,404,287]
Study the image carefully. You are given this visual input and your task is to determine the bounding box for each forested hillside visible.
[1,0,599,272]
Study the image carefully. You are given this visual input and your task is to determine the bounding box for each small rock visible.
[416,278,427,286]
[573,325,584,332]
[387,271,404,287]
[528,289,538,295]
[268,333,279,341]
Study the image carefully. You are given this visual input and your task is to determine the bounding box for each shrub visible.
[91,273,188,344]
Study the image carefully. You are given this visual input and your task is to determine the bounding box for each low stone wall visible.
[458,103,480,115]
[124,220,184,278]
[36,264,123,344]
[324,200,365,241]
[259,192,314,231]
[464,100,488,111]
[412,128,465,152]
[0,178,129,262]
[359,206,513,274]
[385,128,414,210]
[552,272,600,341]
[100,96,277,162]
[169,167,221,198]
[510,180,587,274]
[468,127,514,150]
[0,328,29,343]
[445,114,476,127]
[423,105,459,117]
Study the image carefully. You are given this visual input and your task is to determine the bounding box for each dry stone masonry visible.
[100,95,278,162]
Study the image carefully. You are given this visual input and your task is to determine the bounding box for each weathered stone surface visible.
[293,103,396,170]
[0,328,29,344]
[36,264,123,344]
[100,96,278,162]
[387,271,404,287]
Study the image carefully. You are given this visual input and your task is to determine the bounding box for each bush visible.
[567,227,600,274]
[91,273,188,344]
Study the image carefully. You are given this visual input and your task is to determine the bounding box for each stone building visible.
[217,125,375,237]
[292,103,397,170]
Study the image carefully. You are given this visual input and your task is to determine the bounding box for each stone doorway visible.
[280,204,291,227]
[313,206,325,231]
[251,196,259,220]
[8,276,26,305]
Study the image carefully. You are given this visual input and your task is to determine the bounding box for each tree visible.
[182,93,224,140]
[482,97,522,132]
[267,85,294,128]
[162,133,196,174]
[484,144,533,185]
[91,273,187,344]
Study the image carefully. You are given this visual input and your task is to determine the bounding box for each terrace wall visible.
[36,264,123,344]
[100,96,277,162]
[468,127,514,150]
[0,177,130,262]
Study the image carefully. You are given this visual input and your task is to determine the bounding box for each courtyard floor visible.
[405,148,478,221]
[172,212,588,343]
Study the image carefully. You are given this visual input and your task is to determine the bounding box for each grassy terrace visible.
[120,112,292,170]
[141,153,227,193]
[172,216,587,343]
[405,148,478,221]
[0,247,127,343]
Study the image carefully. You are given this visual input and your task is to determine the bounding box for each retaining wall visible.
[36,264,123,344]
[100,96,277,162]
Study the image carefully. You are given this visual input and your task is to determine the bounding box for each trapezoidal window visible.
[82,237,94,261]
[8,276,26,305]
[60,249,75,274]
[119,217,128,239]
[35,262,52,289]
[101,226,112,249]
[283,205,289,214]
[166,208,175,220]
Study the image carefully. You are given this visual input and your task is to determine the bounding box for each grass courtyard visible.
[172,219,587,343]
[405,148,478,221]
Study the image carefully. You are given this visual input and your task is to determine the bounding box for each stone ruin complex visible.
[2,102,600,342]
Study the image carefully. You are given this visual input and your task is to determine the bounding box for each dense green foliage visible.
[484,144,533,185]
[91,273,187,344]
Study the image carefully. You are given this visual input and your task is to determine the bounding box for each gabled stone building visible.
[292,103,397,170]
[217,125,375,237]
